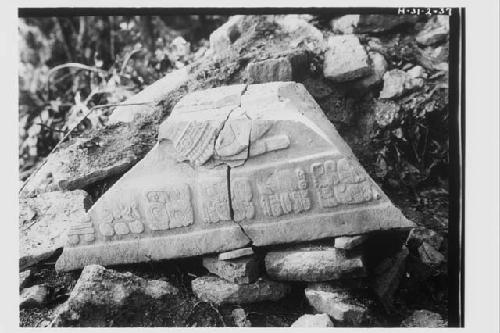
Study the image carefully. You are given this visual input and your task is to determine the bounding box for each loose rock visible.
[401,309,447,327]
[19,190,91,270]
[209,15,244,59]
[305,284,368,326]
[418,241,446,266]
[20,269,31,290]
[291,313,334,327]
[416,16,449,46]
[323,35,371,82]
[232,308,252,327]
[247,58,292,83]
[334,235,368,250]
[331,15,418,34]
[265,246,366,282]
[51,265,178,326]
[218,247,254,260]
[379,69,407,99]
[20,284,50,308]
[353,52,388,90]
[407,227,444,251]
[191,275,290,305]
[374,99,400,127]
[202,255,260,284]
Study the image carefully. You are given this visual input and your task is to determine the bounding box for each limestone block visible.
[323,35,371,82]
[331,15,418,34]
[334,235,368,250]
[209,16,244,59]
[353,52,388,90]
[51,265,178,327]
[218,247,254,260]
[305,284,368,325]
[416,16,449,46]
[291,313,334,327]
[202,255,260,284]
[55,82,413,271]
[265,247,366,282]
[20,284,50,308]
[19,190,91,270]
[191,276,290,305]
[246,53,309,84]
[401,309,447,327]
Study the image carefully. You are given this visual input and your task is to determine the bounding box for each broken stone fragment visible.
[55,82,413,272]
[401,309,447,327]
[418,241,446,266]
[232,308,252,327]
[191,275,290,305]
[374,99,400,127]
[209,15,244,59]
[218,247,254,260]
[19,269,31,290]
[20,284,50,308]
[51,265,178,327]
[407,227,444,251]
[19,190,91,271]
[265,246,366,282]
[305,283,369,326]
[323,35,371,82]
[330,15,418,34]
[334,235,368,250]
[108,67,190,124]
[352,52,388,90]
[246,53,309,84]
[291,313,334,327]
[202,255,260,284]
[371,246,409,312]
[416,16,449,46]
[379,66,427,99]
[416,45,449,71]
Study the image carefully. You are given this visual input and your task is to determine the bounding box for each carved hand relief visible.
[145,184,194,230]
[231,178,255,222]
[258,168,311,217]
[311,158,379,207]
[200,180,231,223]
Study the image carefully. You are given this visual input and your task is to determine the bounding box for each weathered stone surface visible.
[291,313,334,327]
[191,275,290,305]
[323,35,371,82]
[331,15,418,34]
[20,284,50,308]
[334,235,368,250]
[305,284,368,325]
[416,45,449,71]
[418,241,446,266]
[247,58,292,83]
[209,15,244,59]
[232,308,252,327]
[416,16,449,46]
[56,82,413,271]
[20,269,31,290]
[51,265,178,327]
[407,227,444,250]
[218,247,254,260]
[379,66,427,99]
[19,190,91,270]
[401,309,447,327]
[374,99,400,127]
[108,67,190,124]
[202,255,260,284]
[371,246,409,311]
[265,246,365,282]
[353,52,387,90]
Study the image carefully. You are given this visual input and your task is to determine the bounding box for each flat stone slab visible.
[218,247,254,260]
[265,246,366,282]
[55,82,413,271]
[20,190,91,270]
[202,255,260,284]
[305,284,369,325]
[191,275,290,305]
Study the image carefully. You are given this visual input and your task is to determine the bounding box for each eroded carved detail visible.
[145,184,194,230]
[200,179,231,223]
[311,158,378,207]
[231,177,255,222]
[258,168,311,217]
[171,121,220,165]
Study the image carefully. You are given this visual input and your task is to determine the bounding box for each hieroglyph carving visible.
[311,158,380,207]
[145,184,194,230]
[231,178,255,221]
[258,168,311,217]
[200,180,231,223]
